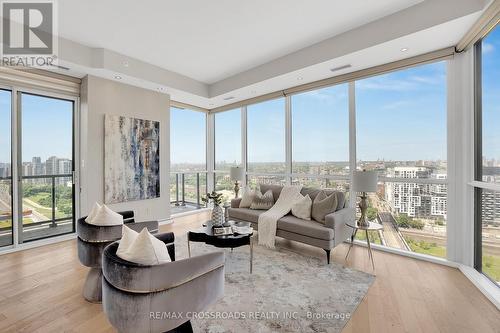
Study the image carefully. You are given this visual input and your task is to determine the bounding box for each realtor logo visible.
[1,0,57,67]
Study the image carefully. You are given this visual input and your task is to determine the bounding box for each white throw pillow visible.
[291,194,312,220]
[85,202,102,223]
[117,228,171,265]
[87,204,124,226]
[116,225,139,257]
[239,188,256,208]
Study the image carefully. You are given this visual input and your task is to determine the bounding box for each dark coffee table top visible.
[188,220,253,248]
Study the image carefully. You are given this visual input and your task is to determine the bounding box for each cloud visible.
[482,42,495,54]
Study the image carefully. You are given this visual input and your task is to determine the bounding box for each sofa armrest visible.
[231,198,242,208]
[325,208,355,247]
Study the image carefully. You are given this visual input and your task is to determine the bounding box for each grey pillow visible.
[250,190,275,210]
[311,190,338,223]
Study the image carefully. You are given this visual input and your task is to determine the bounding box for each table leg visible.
[188,239,191,258]
[250,236,253,274]
[365,230,375,270]
[345,228,358,261]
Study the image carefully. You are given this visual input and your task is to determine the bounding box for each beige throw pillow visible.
[239,188,256,208]
[86,204,123,226]
[311,191,338,223]
[250,190,275,210]
[85,202,102,223]
[116,225,139,257]
[291,194,312,220]
[117,228,171,265]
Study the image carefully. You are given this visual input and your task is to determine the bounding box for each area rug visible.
[174,235,374,333]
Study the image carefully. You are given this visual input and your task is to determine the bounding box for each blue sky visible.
[482,25,500,162]
[0,93,73,164]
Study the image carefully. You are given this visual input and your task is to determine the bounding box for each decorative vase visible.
[211,205,224,226]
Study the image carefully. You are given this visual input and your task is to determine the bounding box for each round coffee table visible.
[345,221,383,270]
[187,221,254,273]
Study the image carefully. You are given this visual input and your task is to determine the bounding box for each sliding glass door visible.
[19,93,75,243]
[0,89,13,247]
[0,88,76,248]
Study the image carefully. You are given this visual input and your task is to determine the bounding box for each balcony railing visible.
[170,172,207,209]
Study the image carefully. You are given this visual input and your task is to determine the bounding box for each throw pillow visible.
[239,188,256,208]
[311,191,338,223]
[291,194,312,220]
[116,225,139,257]
[87,204,124,226]
[85,202,102,223]
[250,189,275,210]
[117,228,171,265]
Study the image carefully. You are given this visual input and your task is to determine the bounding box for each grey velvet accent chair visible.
[102,233,225,333]
[76,211,159,303]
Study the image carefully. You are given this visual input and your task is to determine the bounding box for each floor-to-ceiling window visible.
[247,98,287,188]
[0,87,76,248]
[474,23,500,285]
[170,106,207,207]
[356,61,448,256]
[214,108,241,202]
[291,84,350,193]
[0,89,12,247]
[20,93,75,242]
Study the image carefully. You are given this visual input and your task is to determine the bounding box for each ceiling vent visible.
[330,64,352,72]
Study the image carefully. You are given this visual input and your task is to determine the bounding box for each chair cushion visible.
[87,204,124,226]
[278,215,334,240]
[228,208,263,223]
[85,202,102,223]
[116,225,139,257]
[117,228,171,265]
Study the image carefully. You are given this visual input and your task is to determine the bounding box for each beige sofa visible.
[228,184,354,264]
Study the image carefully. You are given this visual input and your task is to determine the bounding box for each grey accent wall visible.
[80,75,170,222]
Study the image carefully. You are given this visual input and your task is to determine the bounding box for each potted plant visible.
[202,191,225,226]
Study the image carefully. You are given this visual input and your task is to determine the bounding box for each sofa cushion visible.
[250,189,274,210]
[228,208,263,224]
[311,191,338,223]
[291,194,312,220]
[259,184,283,202]
[301,187,346,211]
[239,188,256,208]
[278,215,334,241]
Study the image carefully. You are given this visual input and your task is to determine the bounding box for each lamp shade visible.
[230,166,244,181]
[352,171,378,192]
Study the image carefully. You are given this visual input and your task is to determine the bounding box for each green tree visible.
[366,207,378,221]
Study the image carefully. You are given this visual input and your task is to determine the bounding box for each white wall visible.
[80,75,170,222]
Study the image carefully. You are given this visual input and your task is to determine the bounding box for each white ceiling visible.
[53,0,488,108]
[58,0,422,84]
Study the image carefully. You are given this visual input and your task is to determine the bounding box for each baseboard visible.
[459,265,500,310]
[0,232,77,255]
[171,207,211,218]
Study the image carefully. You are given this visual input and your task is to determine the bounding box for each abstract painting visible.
[104,115,160,203]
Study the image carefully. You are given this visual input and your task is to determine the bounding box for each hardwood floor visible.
[0,211,498,333]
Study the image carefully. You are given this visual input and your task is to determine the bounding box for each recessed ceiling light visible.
[122,61,129,67]
[114,75,122,80]
[297,76,303,81]
[330,64,352,72]
[400,47,409,52]
[223,96,235,101]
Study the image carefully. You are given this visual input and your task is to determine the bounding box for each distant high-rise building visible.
[45,156,59,175]
[31,157,43,175]
[385,167,447,219]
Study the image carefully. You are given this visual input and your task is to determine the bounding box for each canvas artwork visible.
[104,115,160,203]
